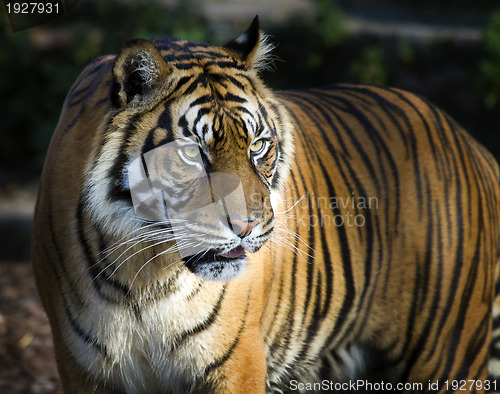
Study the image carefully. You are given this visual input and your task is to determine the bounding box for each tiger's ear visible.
[223,16,272,71]
[112,39,172,107]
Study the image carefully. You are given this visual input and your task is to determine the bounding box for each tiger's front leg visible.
[49,325,112,394]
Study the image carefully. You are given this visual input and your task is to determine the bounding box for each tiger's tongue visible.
[220,246,244,259]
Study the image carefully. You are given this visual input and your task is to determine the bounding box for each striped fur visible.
[32,17,500,393]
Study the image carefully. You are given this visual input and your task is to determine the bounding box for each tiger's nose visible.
[230,218,261,238]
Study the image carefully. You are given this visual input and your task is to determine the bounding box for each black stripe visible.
[68,84,92,108]
[464,312,490,372]
[448,119,475,228]
[189,94,213,108]
[185,74,207,95]
[40,241,111,360]
[178,114,192,138]
[176,285,227,345]
[224,92,246,103]
[209,73,245,90]
[46,193,85,308]
[76,196,131,303]
[193,107,212,133]
[171,75,194,94]
[204,292,251,376]
[419,199,445,365]
[107,113,142,202]
[62,104,86,135]
[63,301,110,358]
[92,96,110,110]
[234,105,253,119]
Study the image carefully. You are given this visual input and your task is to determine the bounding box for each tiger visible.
[32,16,500,393]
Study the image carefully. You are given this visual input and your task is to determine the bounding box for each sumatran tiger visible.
[32,16,500,393]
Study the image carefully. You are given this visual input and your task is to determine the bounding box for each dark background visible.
[2,0,500,186]
[1,0,500,392]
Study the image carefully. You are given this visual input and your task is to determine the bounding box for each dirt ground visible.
[0,261,62,393]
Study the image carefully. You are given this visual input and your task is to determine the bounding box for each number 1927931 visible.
[6,2,59,14]
[444,380,497,391]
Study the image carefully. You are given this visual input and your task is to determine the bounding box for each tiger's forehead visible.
[153,38,243,70]
[144,38,272,147]
[166,77,263,145]
[174,90,260,147]
[154,39,260,102]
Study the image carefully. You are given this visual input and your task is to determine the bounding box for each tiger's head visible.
[84,17,293,282]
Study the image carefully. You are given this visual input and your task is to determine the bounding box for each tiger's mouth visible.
[218,246,245,259]
[184,246,247,281]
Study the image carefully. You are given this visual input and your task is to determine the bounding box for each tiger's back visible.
[265,85,500,387]
[32,17,500,393]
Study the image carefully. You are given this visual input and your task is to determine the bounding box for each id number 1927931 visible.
[444,380,497,391]
[6,2,59,14]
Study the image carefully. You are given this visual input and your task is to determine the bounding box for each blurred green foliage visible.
[349,46,388,85]
[397,40,416,65]
[264,0,347,89]
[479,9,500,109]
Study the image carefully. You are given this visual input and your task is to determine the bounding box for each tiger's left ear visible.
[112,39,172,108]
[223,16,272,71]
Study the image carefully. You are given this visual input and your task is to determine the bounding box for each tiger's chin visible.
[184,246,248,281]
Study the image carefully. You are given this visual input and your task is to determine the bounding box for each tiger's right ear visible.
[112,39,172,108]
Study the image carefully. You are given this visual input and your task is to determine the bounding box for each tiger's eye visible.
[182,145,200,160]
[250,139,265,154]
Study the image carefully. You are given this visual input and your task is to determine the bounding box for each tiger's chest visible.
[76,272,224,392]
